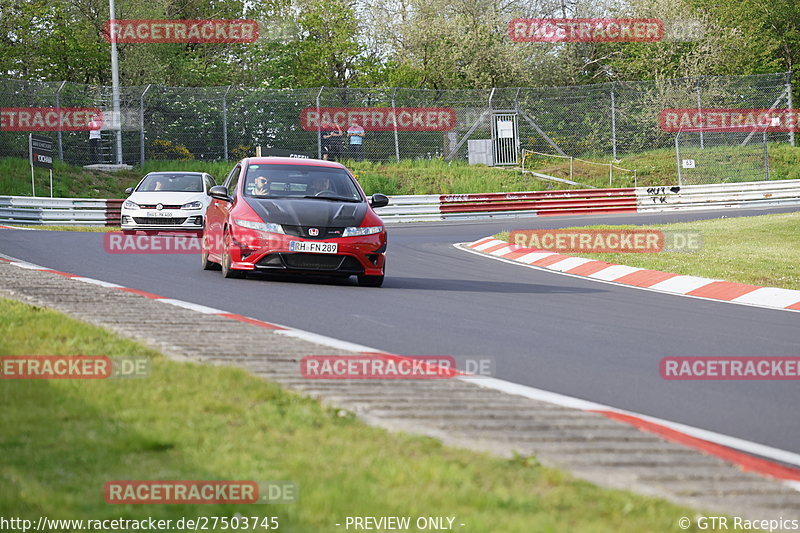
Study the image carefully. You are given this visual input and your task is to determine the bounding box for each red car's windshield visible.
[244,164,362,201]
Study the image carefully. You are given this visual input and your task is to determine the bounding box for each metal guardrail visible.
[376,180,800,222]
[1,180,798,226]
[377,188,638,222]
[636,180,800,212]
[0,196,122,225]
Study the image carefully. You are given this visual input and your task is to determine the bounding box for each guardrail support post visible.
[55,81,66,161]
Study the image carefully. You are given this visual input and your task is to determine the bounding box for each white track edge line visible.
[467,377,800,469]
[72,277,124,288]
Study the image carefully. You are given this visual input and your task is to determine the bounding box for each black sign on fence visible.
[30,134,54,169]
[28,134,54,196]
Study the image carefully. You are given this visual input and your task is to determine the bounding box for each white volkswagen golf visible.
[120,172,216,234]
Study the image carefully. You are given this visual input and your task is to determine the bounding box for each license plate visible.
[146,211,174,217]
[289,241,338,254]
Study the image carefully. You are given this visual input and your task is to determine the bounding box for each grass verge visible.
[1,144,799,199]
[495,212,800,290]
[0,297,708,532]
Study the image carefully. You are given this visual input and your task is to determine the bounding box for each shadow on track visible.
[238,272,602,295]
[380,276,605,294]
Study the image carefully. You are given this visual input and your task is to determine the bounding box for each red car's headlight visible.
[342,226,383,237]
[233,218,285,234]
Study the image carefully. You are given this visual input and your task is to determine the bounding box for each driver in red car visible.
[311,176,334,196]
[252,175,271,196]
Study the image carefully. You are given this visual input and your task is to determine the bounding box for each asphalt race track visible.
[1,206,798,456]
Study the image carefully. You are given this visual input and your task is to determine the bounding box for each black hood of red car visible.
[243,197,367,228]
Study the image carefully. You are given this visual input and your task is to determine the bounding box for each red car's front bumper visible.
[227,229,386,277]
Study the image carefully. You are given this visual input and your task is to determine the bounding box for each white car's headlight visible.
[342,225,383,237]
[233,218,284,234]
[123,200,139,209]
[181,201,203,210]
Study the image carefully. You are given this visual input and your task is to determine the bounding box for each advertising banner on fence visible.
[659,108,800,132]
[300,107,457,131]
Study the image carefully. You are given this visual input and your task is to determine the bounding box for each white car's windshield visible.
[137,173,204,192]
[244,164,362,202]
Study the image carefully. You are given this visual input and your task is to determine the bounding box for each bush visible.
[149,140,194,161]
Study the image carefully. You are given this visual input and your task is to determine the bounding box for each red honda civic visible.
[202,157,389,287]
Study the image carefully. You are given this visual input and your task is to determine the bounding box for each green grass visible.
[496,212,800,290]
[522,144,800,189]
[0,297,711,532]
[2,143,799,199]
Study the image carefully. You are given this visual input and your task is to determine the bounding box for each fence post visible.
[610,82,617,160]
[139,84,151,164]
[569,156,573,181]
[675,133,683,186]
[788,71,795,147]
[764,131,770,180]
[696,77,704,149]
[55,81,66,161]
[391,87,400,162]
[488,88,496,165]
[609,162,613,186]
[316,86,324,159]
[222,85,232,161]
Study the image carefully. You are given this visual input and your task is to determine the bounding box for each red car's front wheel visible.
[221,231,245,279]
[201,234,221,271]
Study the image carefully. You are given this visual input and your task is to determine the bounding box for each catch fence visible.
[0,72,794,175]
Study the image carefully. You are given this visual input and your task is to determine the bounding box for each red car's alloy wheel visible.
[201,235,220,271]
[221,230,245,279]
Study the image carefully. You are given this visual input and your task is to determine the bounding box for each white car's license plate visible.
[146,211,174,217]
[289,241,338,254]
